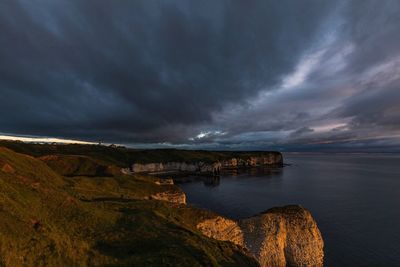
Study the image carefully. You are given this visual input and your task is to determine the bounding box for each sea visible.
[178,153,400,266]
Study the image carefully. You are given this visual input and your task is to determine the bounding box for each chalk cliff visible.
[196,205,324,267]
[131,161,223,174]
[130,153,283,175]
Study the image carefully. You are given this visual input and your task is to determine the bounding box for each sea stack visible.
[197,205,324,267]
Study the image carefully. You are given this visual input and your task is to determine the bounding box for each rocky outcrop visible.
[144,178,185,204]
[196,205,323,267]
[150,189,186,204]
[154,178,174,185]
[196,216,244,247]
[221,154,283,168]
[130,154,283,175]
[131,161,222,175]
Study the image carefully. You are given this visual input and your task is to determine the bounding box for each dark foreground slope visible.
[0,146,258,266]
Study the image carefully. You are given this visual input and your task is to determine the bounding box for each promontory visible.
[0,141,323,267]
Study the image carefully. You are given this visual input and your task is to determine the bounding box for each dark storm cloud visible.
[189,0,400,151]
[0,0,399,151]
[344,0,400,73]
[0,0,334,143]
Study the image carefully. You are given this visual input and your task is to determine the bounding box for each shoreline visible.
[0,141,324,267]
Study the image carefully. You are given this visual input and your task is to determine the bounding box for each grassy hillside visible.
[0,140,281,167]
[0,145,258,266]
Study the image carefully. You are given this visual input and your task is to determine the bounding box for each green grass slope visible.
[38,155,116,177]
[0,146,258,267]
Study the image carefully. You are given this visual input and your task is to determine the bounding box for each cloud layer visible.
[1,0,399,151]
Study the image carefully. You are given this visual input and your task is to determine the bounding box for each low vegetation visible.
[0,142,258,266]
[0,140,281,166]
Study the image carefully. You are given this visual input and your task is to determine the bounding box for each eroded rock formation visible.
[196,205,324,267]
[196,216,244,246]
[130,154,283,175]
[147,177,186,203]
[131,161,222,175]
[149,189,186,204]
[154,178,174,185]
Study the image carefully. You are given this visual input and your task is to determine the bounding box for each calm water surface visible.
[179,153,400,266]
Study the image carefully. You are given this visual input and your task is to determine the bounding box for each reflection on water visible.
[203,176,220,187]
[222,166,283,177]
[175,166,283,187]
[179,153,400,266]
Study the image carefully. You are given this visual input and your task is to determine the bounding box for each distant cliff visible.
[0,140,282,169]
[130,153,283,175]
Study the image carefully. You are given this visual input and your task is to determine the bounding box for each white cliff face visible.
[132,162,165,173]
[131,161,222,174]
[131,154,282,174]
[221,158,238,168]
[196,205,324,267]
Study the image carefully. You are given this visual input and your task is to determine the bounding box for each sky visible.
[1,0,400,151]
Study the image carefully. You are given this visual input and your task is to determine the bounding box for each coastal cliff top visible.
[0,143,322,267]
[0,145,259,266]
[0,140,282,166]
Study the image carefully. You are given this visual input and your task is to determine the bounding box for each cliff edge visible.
[197,205,324,267]
[130,153,283,175]
[0,141,323,267]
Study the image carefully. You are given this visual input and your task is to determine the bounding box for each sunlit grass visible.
[0,144,258,266]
